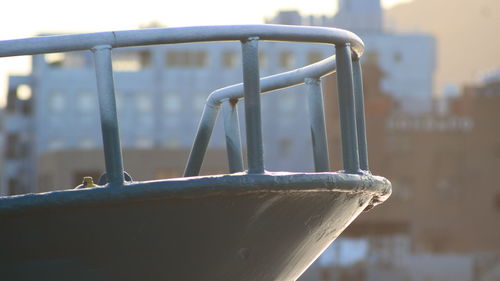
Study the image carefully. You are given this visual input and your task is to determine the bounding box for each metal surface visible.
[0,25,364,58]
[305,77,330,172]
[206,55,337,105]
[221,99,244,173]
[353,57,369,171]
[91,45,124,186]
[184,103,219,177]
[241,38,265,174]
[335,43,360,174]
[0,24,391,281]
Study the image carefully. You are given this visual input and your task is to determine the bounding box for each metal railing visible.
[0,24,369,186]
[184,55,337,176]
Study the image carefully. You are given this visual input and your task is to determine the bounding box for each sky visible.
[0,0,411,106]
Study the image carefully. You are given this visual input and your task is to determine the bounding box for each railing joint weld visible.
[91,45,112,52]
[304,77,321,85]
[242,36,260,43]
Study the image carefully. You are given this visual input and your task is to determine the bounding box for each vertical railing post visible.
[221,99,244,173]
[352,57,369,171]
[305,77,330,172]
[91,45,125,186]
[184,103,220,177]
[241,37,265,174]
[335,44,360,174]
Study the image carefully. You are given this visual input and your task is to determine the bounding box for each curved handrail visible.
[0,24,364,58]
[0,24,368,186]
[206,55,336,106]
[184,55,337,176]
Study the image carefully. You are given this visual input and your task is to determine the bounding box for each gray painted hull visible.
[0,172,391,281]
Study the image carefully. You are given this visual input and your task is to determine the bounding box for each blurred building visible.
[2,40,337,194]
[2,2,497,280]
[265,5,498,279]
[298,53,500,281]
[267,0,436,113]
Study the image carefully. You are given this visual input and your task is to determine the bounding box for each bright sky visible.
[0,0,411,106]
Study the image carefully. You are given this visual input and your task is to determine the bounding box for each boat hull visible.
[0,172,390,281]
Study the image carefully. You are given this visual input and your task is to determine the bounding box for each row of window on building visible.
[46,90,300,115]
[47,135,183,151]
[47,91,205,114]
[385,117,474,132]
[44,50,326,71]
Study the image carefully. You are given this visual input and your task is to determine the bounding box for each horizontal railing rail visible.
[0,25,363,57]
[206,56,337,105]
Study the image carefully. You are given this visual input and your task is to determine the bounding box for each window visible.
[6,88,17,113]
[164,138,180,149]
[113,50,151,71]
[279,51,294,68]
[164,93,181,113]
[194,93,206,111]
[259,51,267,68]
[45,53,65,66]
[166,51,208,67]
[49,91,65,113]
[136,93,153,113]
[194,52,207,67]
[222,51,238,68]
[48,137,65,151]
[115,92,124,111]
[6,134,19,159]
[166,51,182,66]
[164,116,179,127]
[136,92,154,128]
[65,52,87,68]
[278,139,292,158]
[318,238,370,267]
[77,91,95,113]
[393,52,402,63]
[136,137,154,148]
[138,115,154,128]
[16,85,32,100]
[79,137,96,149]
[308,51,323,64]
[278,93,296,113]
[45,52,86,68]
[22,100,32,115]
